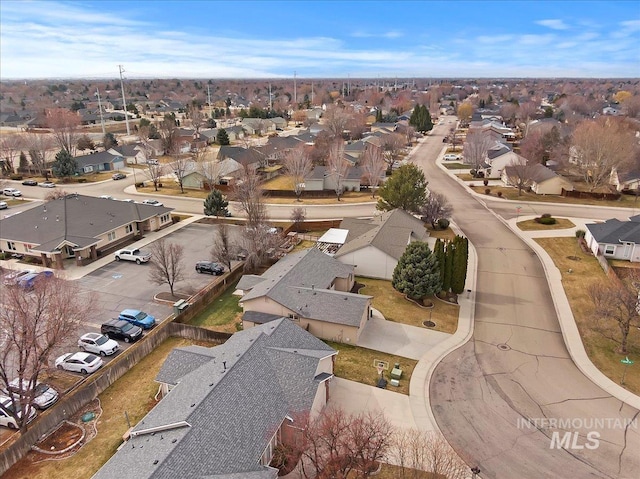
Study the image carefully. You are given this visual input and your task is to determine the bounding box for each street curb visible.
[408,220,478,434]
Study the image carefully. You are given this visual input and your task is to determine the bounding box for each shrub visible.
[76,178,87,183]
[484,188,491,195]
[136,182,145,188]
[10,175,22,180]
[541,213,552,219]
[575,229,586,238]
[483,179,489,186]
[538,217,557,225]
[497,191,503,198]
[437,218,450,229]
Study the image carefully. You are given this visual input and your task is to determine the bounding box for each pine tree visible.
[19,151,28,171]
[52,149,77,179]
[434,239,446,286]
[204,189,230,217]
[216,128,230,145]
[392,242,442,301]
[442,240,454,292]
[451,236,469,294]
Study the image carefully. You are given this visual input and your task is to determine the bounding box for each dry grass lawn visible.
[517,218,576,231]
[325,341,417,395]
[357,277,459,334]
[535,237,640,395]
[265,191,375,205]
[262,174,295,191]
[137,184,210,199]
[3,337,212,479]
[425,226,456,241]
[187,280,242,333]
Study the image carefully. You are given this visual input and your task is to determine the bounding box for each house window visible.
[288,313,299,322]
[7,241,16,251]
[125,224,133,234]
[604,245,615,255]
[83,165,94,173]
[161,214,170,223]
[107,232,116,241]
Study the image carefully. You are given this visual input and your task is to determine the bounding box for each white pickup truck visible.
[114,248,152,264]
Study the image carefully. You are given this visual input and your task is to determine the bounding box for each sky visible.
[1,0,639,80]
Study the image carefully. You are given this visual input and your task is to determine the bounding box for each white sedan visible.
[55,352,103,374]
[78,333,119,356]
[142,199,164,207]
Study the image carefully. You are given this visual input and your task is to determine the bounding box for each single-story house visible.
[584,215,640,263]
[93,318,336,479]
[502,163,574,195]
[108,144,140,165]
[610,167,640,192]
[304,165,363,192]
[486,150,526,179]
[242,118,276,136]
[74,151,125,174]
[334,209,429,280]
[271,116,288,130]
[237,247,372,343]
[0,194,173,269]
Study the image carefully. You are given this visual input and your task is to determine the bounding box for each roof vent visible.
[223,361,227,370]
[190,403,195,408]
[153,460,158,465]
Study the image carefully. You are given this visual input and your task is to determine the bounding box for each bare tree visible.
[290,206,306,232]
[571,117,637,191]
[210,224,237,271]
[324,106,350,139]
[148,239,185,296]
[382,133,406,172]
[46,108,81,156]
[463,130,493,172]
[291,408,393,479]
[284,144,313,201]
[198,157,223,190]
[0,134,24,174]
[325,141,349,201]
[504,157,539,196]
[45,188,70,201]
[159,116,179,155]
[187,104,204,133]
[232,166,267,227]
[0,275,94,432]
[588,270,640,354]
[145,163,166,191]
[361,143,386,198]
[419,192,453,228]
[25,133,54,175]
[171,156,191,194]
[389,429,468,479]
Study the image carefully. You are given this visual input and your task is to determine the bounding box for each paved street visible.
[413,124,640,478]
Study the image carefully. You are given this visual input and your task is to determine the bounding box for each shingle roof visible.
[75,150,123,169]
[93,318,335,479]
[0,194,172,253]
[239,248,368,326]
[336,209,428,260]
[504,163,561,183]
[586,216,640,245]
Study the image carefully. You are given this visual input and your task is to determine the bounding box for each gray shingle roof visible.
[336,209,428,260]
[93,318,335,479]
[242,311,283,325]
[0,194,172,253]
[75,150,123,169]
[586,216,640,244]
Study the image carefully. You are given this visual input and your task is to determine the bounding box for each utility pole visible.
[293,71,297,105]
[311,82,314,105]
[96,88,106,136]
[207,84,212,118]
[269,83,272,110]
[118,65,131,136]
[348,74,351,97]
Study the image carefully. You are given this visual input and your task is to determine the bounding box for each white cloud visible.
[536,19,569,30]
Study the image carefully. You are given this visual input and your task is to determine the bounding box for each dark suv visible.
[195,261,225,275]
[101,319,143,343]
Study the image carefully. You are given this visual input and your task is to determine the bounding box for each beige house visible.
[237,248,372,344]
[334,209,429,280]
[0,194,173,269]
[502,163,574,195]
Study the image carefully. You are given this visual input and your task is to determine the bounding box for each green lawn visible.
[187,280,243,333]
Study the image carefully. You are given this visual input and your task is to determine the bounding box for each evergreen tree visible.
[442,240,454,292]
[376,164,428,213]
[392,242,442,301]
[52,149,77,179]
[19,151,28,171]
[375,109,383,122]
[409,104,433,133]
[451,236,469,294]
[434,239,446,286]
[203,189,230,217]
[216,128,230,145]
[103,132,118,150]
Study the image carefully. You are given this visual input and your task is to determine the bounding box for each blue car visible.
[16,271,53,290]
[118,309,156,329]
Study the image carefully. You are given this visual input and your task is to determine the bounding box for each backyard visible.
[2,337,214,479]
[357,277,459,334]
[536,237,640,395]
[186,280,243,333]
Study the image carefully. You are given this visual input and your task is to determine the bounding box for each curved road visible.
[411,124,640,478]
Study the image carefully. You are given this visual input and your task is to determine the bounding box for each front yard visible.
[536,237,640,395]
[357,277,459,334]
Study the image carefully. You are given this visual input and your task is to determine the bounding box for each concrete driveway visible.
[357,309,451,360]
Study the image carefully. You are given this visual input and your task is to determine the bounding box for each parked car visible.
[146,159,159,165]
[101,319,143,343]
[443,154,460,161]
[16,270,53,290]
[2,188,21,197]
[0,395,37,429]
[2,269,35,286]
[118,309,156,329]
[120,198,135,203]
[195,261,225,275]
[78,333,119,356]
[4,379,58,410]
[99,195,114,200]
[0,201,7,210]
[114,248,152,264]
[21,179,38,186]
[112,172,126,180]
[142,199,163,207]
[39,181,55,188]
[55,352,103,374]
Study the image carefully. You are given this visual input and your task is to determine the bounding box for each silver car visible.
[5,379,58,410]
